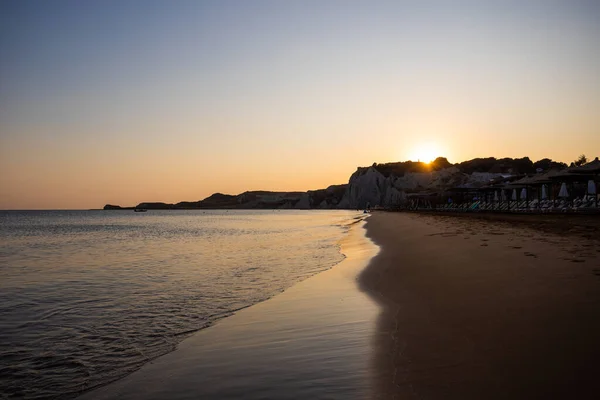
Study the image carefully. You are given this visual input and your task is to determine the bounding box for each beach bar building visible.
[429,157,600,213]
[548,157,600,210]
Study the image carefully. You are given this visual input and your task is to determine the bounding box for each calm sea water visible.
[0,210,358,399]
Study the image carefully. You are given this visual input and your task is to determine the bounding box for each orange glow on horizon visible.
[409,142,443,164]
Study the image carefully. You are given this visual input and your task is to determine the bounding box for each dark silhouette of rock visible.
[103,156,582,210]
[104,204,121,210]
[136,202,174,209]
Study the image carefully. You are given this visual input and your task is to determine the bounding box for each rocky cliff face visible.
[104,157,566,211]
[338,167,397,209]
[338,165,505,209]
[336,156,564,209]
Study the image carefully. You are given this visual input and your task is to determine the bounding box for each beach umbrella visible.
[558,182,569,198]
[520,188,527,200]
[494,191,499,202]
[588,180,597,195]
[541,184,548,200]
[512,189,517,201]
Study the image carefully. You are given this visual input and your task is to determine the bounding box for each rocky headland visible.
[104,157,568,210]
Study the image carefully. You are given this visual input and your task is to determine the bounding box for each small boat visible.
[133,209,147,213]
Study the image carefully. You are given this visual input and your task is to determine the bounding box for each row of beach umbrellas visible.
[554,181,597,198]
[490,180,596,202]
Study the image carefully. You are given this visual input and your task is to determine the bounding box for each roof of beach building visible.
[447,181,499,192]
[506,161,598,186]
[406,191,439,198]
[549,167,598,181]
[567,157,600,174]
[506,176,539,187]
[506,169,566,186]
[477,174,526,190]
[530,170,566,183]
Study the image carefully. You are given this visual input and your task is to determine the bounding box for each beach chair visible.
[556,200,568,211]
[529,199,539,211]
[540,200,551,212]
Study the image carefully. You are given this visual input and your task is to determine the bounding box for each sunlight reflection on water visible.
[0,210,357,399]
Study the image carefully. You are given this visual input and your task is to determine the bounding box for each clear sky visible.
[1,0,599,209]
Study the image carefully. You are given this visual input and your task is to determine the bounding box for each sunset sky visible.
[1,0,599,209]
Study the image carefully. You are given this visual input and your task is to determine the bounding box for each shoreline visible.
[78,215,382,399]
[360,212,600,398]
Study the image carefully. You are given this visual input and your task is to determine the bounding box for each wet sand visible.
[78,217,382,399]
[361,212,600,399]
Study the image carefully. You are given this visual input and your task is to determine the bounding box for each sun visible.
[411,143,441,163]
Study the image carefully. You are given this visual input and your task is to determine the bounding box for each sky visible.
[1,0,599,209]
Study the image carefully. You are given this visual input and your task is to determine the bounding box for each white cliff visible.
[339,165,504,209]
[341,166,387,209]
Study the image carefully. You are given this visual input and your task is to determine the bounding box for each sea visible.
[0,210,359,399]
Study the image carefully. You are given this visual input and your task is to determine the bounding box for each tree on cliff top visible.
[371,157,452,177]
[532,158,568,171]
[430,157,452,170]
[574,154,587,166]
[458,157,535,174]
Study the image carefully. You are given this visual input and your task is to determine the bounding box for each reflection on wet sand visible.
[80,217,381,400]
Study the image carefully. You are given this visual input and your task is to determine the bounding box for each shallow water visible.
[79,216,380,400]
[0,210,358,399]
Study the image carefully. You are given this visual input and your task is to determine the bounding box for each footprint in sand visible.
[427,232,460,237]
[593,269,600,276]
[480,243,488,247]
[510,246,523,249]
[570,259,586,263]
[524,252,538,258]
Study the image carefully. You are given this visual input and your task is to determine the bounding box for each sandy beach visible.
[361,212,600,399]
[75,211,600,399]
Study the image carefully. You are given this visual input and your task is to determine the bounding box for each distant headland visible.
[104,186,346,210]
[104,156,595,211]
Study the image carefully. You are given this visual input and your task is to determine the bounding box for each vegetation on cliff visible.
[366,156,568,178]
